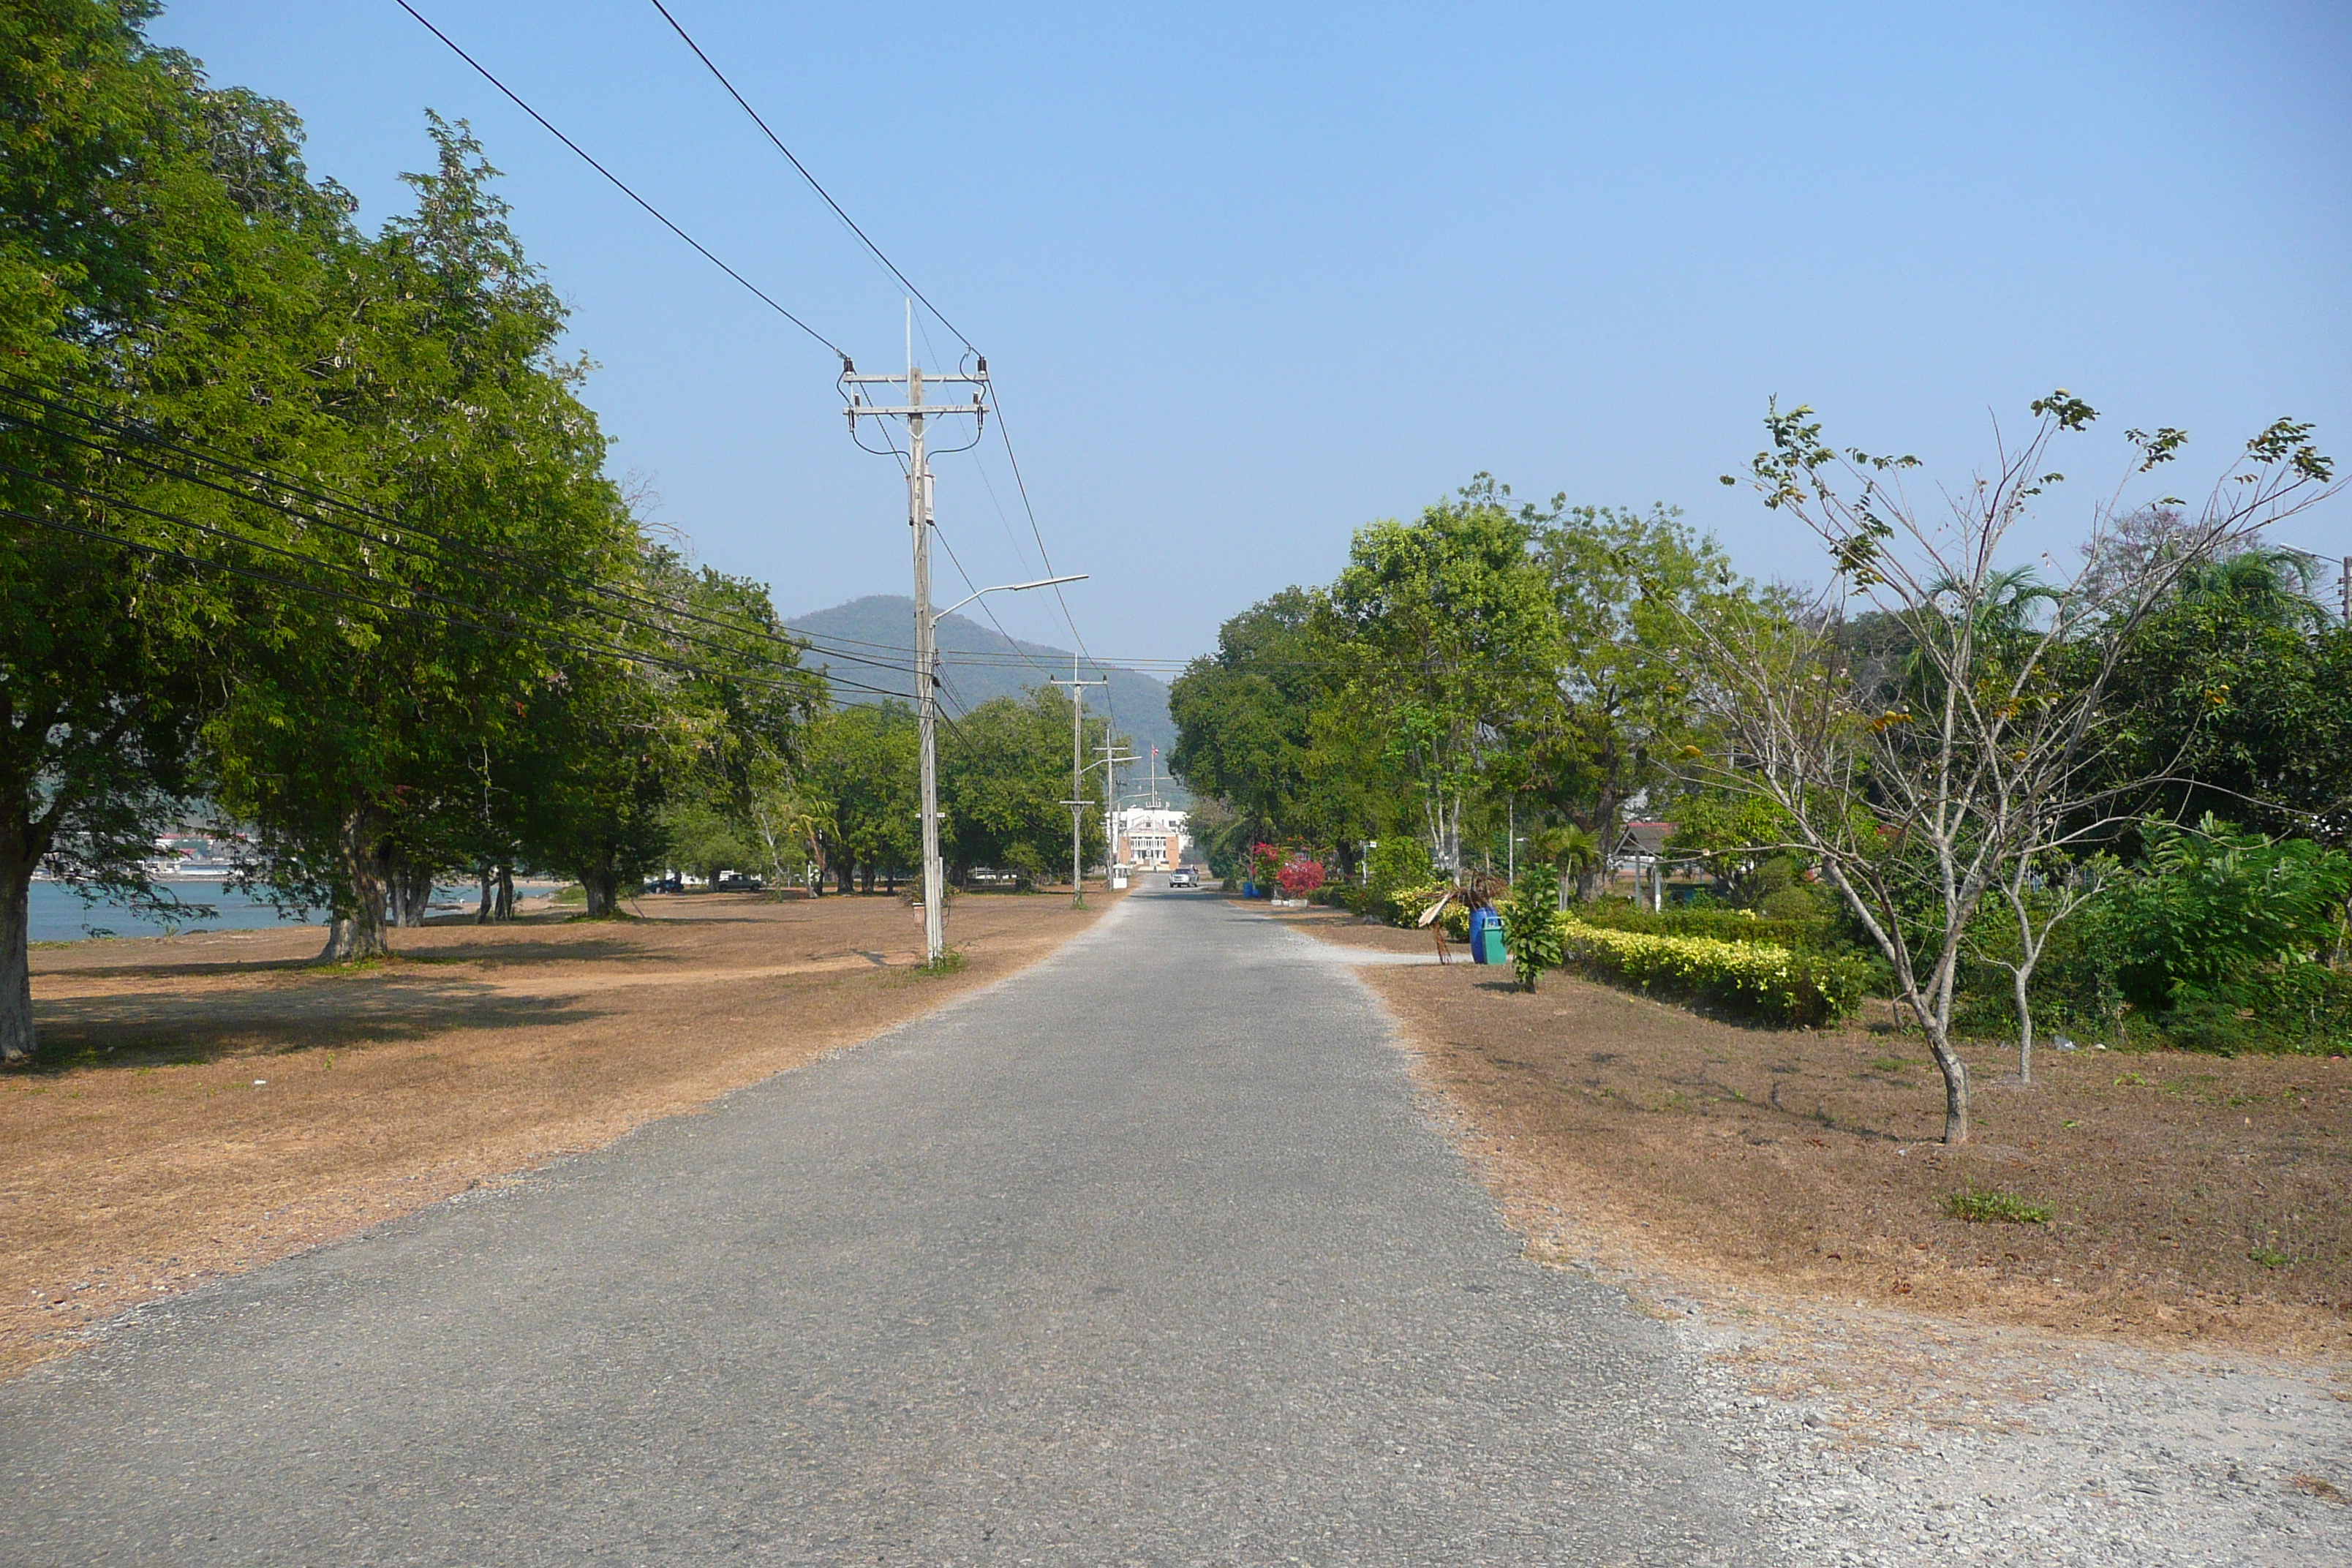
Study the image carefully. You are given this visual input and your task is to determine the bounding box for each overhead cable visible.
[637,7,1101,697]
[643,0,973,353]
[0,380,915,681]
[1,502,919,704]
[393,0,848,360]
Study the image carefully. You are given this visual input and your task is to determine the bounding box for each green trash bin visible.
[1477,924,1507,965]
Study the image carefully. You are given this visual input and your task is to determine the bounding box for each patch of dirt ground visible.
[1274,905,2352,1361]
[3,889,1112,1379]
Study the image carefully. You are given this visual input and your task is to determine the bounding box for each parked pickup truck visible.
[1166,869,1198,889]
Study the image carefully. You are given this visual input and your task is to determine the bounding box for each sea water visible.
[26,880,551,944]
[28,880,309,943]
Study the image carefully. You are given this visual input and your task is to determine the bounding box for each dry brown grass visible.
[3,889,1112,1377]
[1277,905,2352,1361]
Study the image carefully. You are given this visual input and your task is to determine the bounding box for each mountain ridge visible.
[785,595,1184,795]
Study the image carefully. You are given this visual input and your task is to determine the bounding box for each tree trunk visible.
[581,864,617,918]
[0,829,36,1064]
[475,866,494,924]
[2013,966,2035,1086]
[319,808,390,962]
[496,865,514,919]
[1587,795,1621,905]
[393,863,433,928]
[859,863,875,895]
[1556,865,1573,912]
[1923,1025,1972,1145]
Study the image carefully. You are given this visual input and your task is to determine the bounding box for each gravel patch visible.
[1655,1290,2352,1564]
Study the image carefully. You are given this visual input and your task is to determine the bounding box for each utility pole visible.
[845,358,979,965]
[1051,654,1107,906]
[1096,741,1135,875]
[845,351,1082,962]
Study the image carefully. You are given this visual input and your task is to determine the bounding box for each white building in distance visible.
[1110,805,1188,871]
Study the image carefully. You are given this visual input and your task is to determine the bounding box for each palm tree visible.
[1874,565,2062,711]
[1925,565,2062,637]
[1529,823,1602,909]
[2173,548,2327,630]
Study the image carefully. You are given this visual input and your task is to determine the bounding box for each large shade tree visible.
[1319,480,1556,870]
[206,117,647,957]
[0,1,366,1059]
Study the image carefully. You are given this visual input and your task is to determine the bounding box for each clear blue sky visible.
[152,1,2350,663]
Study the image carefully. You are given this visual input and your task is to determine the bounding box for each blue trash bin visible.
[1467,906,1499,963]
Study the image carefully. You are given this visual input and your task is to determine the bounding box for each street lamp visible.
[932,575,1085,623]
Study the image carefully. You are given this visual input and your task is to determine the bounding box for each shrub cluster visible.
[1311,882,1383,915]
[1275,856,1326,898]
[1390,883,1470,940]
[1568,901,1839,953]
[1556,917,1872,1027]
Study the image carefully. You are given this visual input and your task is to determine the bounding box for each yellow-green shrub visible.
[1556,917,1870,1026]
[1390,883,1469,941]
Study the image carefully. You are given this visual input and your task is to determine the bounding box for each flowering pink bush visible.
[1275,857,1326,897]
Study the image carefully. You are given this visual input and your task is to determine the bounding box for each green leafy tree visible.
[1169,587,1379,859]
[509,651,674,917]
[1523,502,1734,898]
[659,799,758,887]
[796,701,919,892]
[0,2,364,1058]
[2097,551,2352,843]
[938,688,1107,887]
[516,550,816,913]
[1321,479,1556,870]
[206,118,664,954]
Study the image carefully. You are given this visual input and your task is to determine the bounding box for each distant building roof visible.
[1614,821,1676,859]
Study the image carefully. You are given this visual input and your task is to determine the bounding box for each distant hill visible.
[787,595,1186,799]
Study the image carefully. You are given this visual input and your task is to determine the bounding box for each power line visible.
[393,0,846,360]
[632,5,1104,706]
[1,501,916,704]
[0,379,923,682]
[1,456,924,708]
[642,0,973,353]
[988,398,1107,696]
[391,10,1109,740]
[408,2,1104,731]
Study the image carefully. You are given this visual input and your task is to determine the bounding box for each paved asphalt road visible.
[1,885,1761,1565]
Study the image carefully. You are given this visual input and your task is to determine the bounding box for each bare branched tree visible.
[1980,846,2098,1085]
[1687,393,2336,1145]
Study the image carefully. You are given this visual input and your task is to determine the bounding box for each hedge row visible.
[1556,917,1873,1027]
[1567,902,1839,953]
